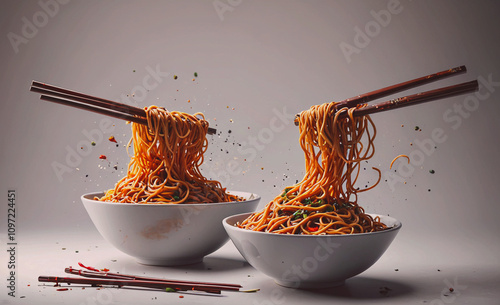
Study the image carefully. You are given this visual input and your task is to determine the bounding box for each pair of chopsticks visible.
[29,81,217,135]
[39,266,253,295]
[294,65,479,124]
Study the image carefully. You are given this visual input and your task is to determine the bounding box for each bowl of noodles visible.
[82,191,260,266]
[223,101,404,288]
[224,211,401,288]
[81,106,260,265]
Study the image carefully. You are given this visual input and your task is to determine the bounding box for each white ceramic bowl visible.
[82,191,260,266]
[223,212,401,289]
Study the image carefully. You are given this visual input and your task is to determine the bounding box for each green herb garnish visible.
[292,209,307,220]
[281,188,291,198]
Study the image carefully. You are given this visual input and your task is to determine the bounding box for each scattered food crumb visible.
[429,169,435,174]
[395,269,399,271]
[99,155,107,160]
[174,75,178,80]
[109,136,117,143]
[449,287,454,292]
[57,288,69,291]
[179,295,184,298]
[194,72,198,77]
[91,141,96,146]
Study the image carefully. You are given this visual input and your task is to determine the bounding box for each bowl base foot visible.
[275,279,345,289]
[136,257,203,266]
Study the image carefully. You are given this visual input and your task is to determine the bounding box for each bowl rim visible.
[223,212,402,238]
[82,191,260,207]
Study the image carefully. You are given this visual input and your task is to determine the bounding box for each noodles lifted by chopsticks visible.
[238,102,387,234]
[99,106,239,204]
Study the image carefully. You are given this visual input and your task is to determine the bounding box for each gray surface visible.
[1,1,499,304]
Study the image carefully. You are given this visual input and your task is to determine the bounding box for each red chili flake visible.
[308,226,319,232]
[78,262,100,272]
[57,288,68,291]
[108,136,117,143]
[179,295,184,298]
[99,155,107,160]
[101,268,110,272]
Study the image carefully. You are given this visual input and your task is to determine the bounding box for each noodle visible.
[238,102,387,235]
[98,105,239,204]
[390,154,410,169]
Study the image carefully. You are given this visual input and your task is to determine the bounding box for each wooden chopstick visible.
[31,81,145,116]
[30,81,217,135]
[64,267,242,291]
[39,275,223,294]
[38,94,148,125]
[341,65,467,109]
[294,66,477,125]
[350,80,479,117]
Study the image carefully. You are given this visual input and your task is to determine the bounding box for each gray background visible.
[1,1,499,304]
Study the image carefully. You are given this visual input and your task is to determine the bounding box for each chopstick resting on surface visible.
[38,266,254,295]
[39,275,225,294]
[294,65,478,125]
[30,81,217,135]
[64,267,242,291]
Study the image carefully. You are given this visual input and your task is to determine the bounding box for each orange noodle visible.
[98,105,240,204]
[238,102,387,234]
